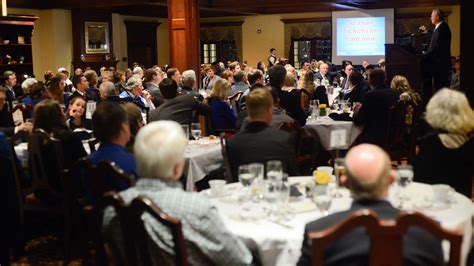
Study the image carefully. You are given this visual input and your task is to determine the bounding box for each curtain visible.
[284,22,331,59]
[200,26,243,62]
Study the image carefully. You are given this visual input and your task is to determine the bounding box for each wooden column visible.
[167,0,200,76]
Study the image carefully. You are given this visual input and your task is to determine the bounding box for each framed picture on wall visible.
[85,21,110,54]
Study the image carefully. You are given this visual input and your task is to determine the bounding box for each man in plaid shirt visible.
[102,121,252,265]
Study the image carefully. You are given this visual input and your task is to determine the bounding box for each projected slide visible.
[337,17,385,56]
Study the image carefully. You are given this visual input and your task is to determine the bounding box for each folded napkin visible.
[329,112,353,121]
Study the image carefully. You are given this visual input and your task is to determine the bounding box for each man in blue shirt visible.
[88,101,137,191]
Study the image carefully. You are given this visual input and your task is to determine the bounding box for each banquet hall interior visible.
[1,0,473,265]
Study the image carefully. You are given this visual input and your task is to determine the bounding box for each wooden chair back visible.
[88,138,100,153]
[228,91,244,113]
[309,209,462,266]
[87,160,135,202]
[128,196,189,266]
[28,128,64,198]
[9,103,34,122]
[220,132,233,183]
[82,192,127,265]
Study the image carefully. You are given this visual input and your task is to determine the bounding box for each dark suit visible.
[86,86,100,102]
[144,82,164,107]
[340,84,365,104]
[314,72,335,85]
[148,94,211,125]
[424,21,451,95]
[352,86,399,147]
[227,121,299,182]
[297,199,444,266]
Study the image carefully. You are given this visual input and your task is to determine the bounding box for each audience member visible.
[208,79,236,131]
[148,78,211,125]
[352,69,399,147]
[66,96,91,131]
[33,99,87,202]
[121,102,144,152]
[2,71,18,102]
[143,68,164,107]
[221,70,234,84]
[0,88,32,136]
[415,89,474,198]
[231,71,249,95]
[228,88,298,180]
[83,70,100,102]
[181,69,202,99]
[99,81,119,101]
[268,65,307,126]
[114,70,127,93]
[201,66,220,91]
[102,120,252,265]
[70,74,89,102]
[88,101,137,190]
[298,144,443,266]
[48,73,68,106]
[390,75,421,106]
[22,82,51,106]
[340,71,365,104]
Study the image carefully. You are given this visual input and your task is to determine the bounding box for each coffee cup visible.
[209,180,226,197]
[317,166,334,177]
[432,184,453,205]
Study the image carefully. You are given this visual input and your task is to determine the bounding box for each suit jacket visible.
[144,82,164,107]
[86,86,100,102]
[314,72,335,85]
[227,121,299,181]
[148,94,211,125]
[425,21,451,71]
[352,86,399,147]
[297,199,444,266]
[340,84,365,104]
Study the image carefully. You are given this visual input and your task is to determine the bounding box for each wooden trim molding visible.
[280,17,331,24]
[200,21,244,28]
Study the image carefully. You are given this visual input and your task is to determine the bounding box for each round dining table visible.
[202,176,474,266]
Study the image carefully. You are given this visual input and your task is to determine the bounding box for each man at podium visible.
[421,9,452,100]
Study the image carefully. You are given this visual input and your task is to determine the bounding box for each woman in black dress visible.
[414,89,474,198]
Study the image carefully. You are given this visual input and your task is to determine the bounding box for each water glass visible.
[312,184,332,216]
[249,163,265,201]
[396,164,414,208]
[191,123,201,141]
[239,165,253,188]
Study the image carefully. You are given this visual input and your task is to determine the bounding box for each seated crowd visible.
[1,53,472,265]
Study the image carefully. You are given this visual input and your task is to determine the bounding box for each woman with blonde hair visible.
[415,88,474,197]
[208,78,236,130]
[390,75,421,105]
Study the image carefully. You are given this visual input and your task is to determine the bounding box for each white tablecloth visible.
[204,177,474,266]
[304,116,361,150]
[184,138,223,191]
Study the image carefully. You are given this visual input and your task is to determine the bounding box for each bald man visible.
[297,144,443,266]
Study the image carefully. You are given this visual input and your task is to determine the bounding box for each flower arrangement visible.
[313,170,330,185]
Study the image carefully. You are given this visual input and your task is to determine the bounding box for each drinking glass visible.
[249,163,265,201]
[266,160,283,182]
[191,123,201,141]
[396,164,414,208]
[239,165,253,188]
[312,184,332,216]
[333,158,345,198]
[333,80,340,89]
[315,79,321,87]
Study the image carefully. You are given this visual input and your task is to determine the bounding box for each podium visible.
[385,43,423,94]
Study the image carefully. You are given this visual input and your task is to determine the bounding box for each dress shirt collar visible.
[435,21,442,30]
[136,178,183,191]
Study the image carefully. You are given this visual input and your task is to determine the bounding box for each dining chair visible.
[220,132,233,183]
[127,196,190,266]
[228,91,244,113]
[309,209,462,266]
[9,103,34,122]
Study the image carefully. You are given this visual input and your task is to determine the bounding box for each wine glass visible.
[181,124,189,140]
[312,185,332,216]
[396,164,414,208]
[276,181,291,220]
[333,158,345,198]
[191,123,201,141]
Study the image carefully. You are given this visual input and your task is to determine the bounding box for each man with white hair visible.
[132,66,144,79]
[98,81,118,101]
[102,121,253,265]
[297,144,443,266]
[181,69,201,98]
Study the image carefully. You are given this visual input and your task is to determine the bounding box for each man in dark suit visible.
[2,71,17,103]
[227,88,299,182]
[423,9,451,99]
[352,69,399,147]
[297,144,444,266]
[314,62,335,85]
[70,74,89,102]
[148,78,211,126]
